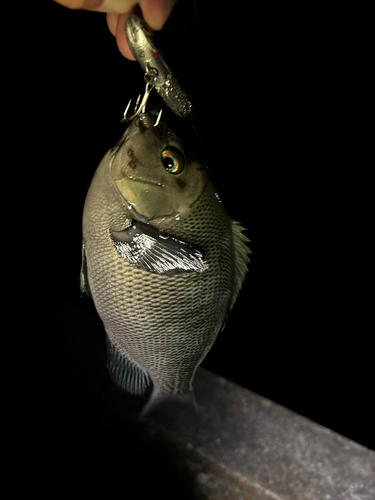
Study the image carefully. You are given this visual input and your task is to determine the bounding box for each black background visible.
[12,0,373,484]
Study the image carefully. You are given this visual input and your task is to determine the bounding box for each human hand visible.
[54,0,177,60]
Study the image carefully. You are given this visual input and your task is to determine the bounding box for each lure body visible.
[125,12,192,119]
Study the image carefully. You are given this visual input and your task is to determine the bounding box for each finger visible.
[54,0,137,14]
[115,13,137,60]
[94,0,137,13]
[140,0,178,30]
[106,12,118,36]
[107,0,177,35]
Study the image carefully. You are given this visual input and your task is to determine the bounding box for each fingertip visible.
[106,12,118,36]
[141,0,177,31]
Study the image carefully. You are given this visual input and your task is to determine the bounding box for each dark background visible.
[12,0,372,484]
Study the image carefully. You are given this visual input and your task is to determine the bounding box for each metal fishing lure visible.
[123,12,193,122]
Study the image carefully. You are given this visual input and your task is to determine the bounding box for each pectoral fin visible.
[109,221,208,275]
[80,242,92,299]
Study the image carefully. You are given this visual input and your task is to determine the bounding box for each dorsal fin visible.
[229,220,251,311]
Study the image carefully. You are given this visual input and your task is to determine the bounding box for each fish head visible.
[109,110,209,224]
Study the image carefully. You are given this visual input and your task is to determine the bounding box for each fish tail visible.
[139,385,198,420]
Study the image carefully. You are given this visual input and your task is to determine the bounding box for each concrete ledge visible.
[15,290,374,498]
[141,368,375,500]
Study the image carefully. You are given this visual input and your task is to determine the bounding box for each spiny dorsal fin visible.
[230,220,251,311]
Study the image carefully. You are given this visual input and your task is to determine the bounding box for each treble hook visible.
[121,80,155,123]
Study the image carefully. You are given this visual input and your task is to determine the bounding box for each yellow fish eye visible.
[161,147,185,175]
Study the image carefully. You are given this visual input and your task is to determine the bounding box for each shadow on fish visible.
[81,109,251,418]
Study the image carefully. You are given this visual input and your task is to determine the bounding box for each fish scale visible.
[82,113,250,414]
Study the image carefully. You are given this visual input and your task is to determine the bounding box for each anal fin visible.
[106,335,150,395]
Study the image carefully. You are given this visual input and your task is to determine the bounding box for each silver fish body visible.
[81,111,250,414]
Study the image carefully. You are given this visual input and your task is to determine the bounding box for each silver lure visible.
[125,12,192,120]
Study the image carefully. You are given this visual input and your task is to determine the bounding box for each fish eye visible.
[161,147,185,175]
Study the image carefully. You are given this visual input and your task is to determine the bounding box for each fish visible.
[81,109,251,416]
